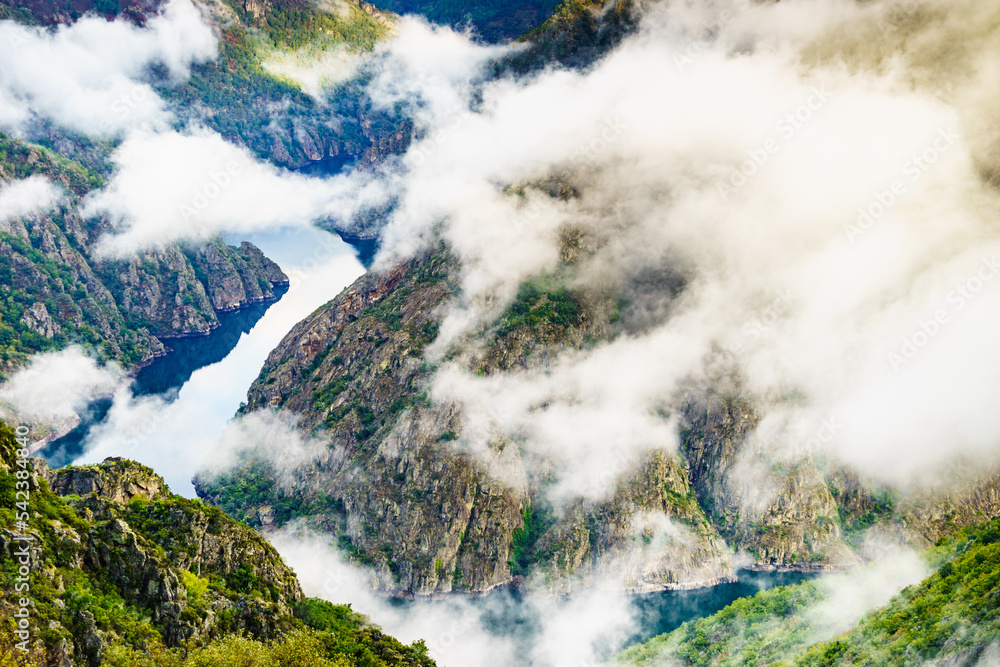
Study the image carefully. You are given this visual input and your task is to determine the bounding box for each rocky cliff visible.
[0,420,435,666]
[0,133,288,377]
[195,242,736,596]
[158,0,410,175]
[197,232,1000,598]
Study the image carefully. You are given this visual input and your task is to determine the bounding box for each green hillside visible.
[0,420,434,666]
[619,518,1000,666]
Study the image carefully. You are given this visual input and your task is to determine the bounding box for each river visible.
[41,225,366,494]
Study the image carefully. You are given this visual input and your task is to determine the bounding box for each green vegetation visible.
[104,632,350,667]
[497,281,580,337]
[799,520,1000,666]
[0,229,151,369]
[315,374,354,410]
[294,598,432,666]
[619,581,825,666]
[836,487,898,542]
[104,624,433,667]
[0,420,435,665]
[619,518,1000,667]
[375,0,562,42]
[505,0,638,72]
[221,0,387,51]
[357,252,451,334]
[160,1,395,169]
[0,132,104,196]
[0,133,160,372]
[508,503,556,577]
[196,459,306,528]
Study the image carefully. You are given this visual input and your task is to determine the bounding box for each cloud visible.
[81,127,390,256]
[365,17,507,132]
[262,46,361,101]
[0,176,62,227]
[0,346,122,424]
[0,0,216,137]
[61,18,505,256]
[310,0,352,19]
[805,545,928,638]
[320,0,1000,493]
[200,409,331,489]
[69,226,365,494]
[269,523,637,667]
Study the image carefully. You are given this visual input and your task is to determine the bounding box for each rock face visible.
[200,237,1000,599]
[197,244,736,596]
[20,302,60,338]
[188,240,290,313]
[680,390,858,570]
[0,422,436,666]
[896,472,1000,545]
[38,457,167,503]
[0,134,288,375]
[170,0,408,175]
[503,0,641,73]
[0,426,300,666]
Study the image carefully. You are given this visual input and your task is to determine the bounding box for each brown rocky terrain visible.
[198,232,1000,597]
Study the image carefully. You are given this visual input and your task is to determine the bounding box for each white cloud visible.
[262,46,360,101]
[366,17,507,131]
[81,128,389,256]
[51,17,504,256]
[0,346,122,424]
[201,409,331,489]
[270,524,637,667]
[0,0,216,137]
[325,0,1000,492]
[0,176,62,227]
[806,546,928,639]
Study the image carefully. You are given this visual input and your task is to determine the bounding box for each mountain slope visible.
[0,420,435,667]
[195,243,740,596]
[0,132,288,378]
[197,224,1000,598]
[372,0,561,42]
[163,0,408,171]
[619,517,1000,666]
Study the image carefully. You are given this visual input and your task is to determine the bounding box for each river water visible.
[41,225,366,494]
[400,570,817,659]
